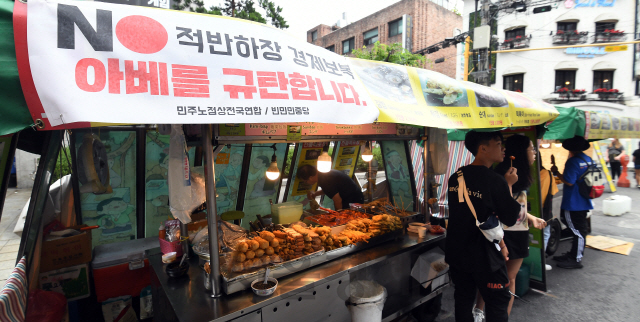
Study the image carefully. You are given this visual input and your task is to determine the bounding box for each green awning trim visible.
[0,0,33,136]
[542,106,585,141]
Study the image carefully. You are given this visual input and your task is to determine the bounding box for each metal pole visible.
[204,124,222,297]
[493,40,640,53]
[463,36,471,81]
[422,130,429,221]
[367,142,374,203]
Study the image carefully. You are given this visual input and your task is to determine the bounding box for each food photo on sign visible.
[351,59,417,104]
[462,81,509,107]
[416,69,468,107]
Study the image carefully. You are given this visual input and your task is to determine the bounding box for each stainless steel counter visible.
[150,232,446,322]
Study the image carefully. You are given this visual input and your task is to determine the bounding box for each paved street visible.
[0,188,29,284]
[436,183,640,322]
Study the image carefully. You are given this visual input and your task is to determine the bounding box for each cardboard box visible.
[40,263,90,301]
[41,225,92,272]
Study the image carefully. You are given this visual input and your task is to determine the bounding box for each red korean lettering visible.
[125,60,159,94]
[257,71,288,99]
[108,59,124,94]
[338,83,360,105]
[172,64,210,98]
[288,72,317,101]
[223,68,257,99]
[330,81,342,103]
[75,58,106,92]
[315,78,334,101]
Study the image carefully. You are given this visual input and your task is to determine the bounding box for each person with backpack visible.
[550,136,598,269]
[445,131,521,322]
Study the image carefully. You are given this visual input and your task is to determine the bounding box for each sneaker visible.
[557,261,583,269]
[473,308,485,322]
[552,252,571,262]
[545,264,552,271]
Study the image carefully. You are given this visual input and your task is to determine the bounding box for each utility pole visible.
[478,0,492,86]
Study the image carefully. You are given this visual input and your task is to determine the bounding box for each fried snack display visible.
[305,209,371,227]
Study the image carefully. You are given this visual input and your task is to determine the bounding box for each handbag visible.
[456,171,504,247]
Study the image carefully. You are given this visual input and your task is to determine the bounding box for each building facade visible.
[306,0,463,78]
[463,0,640,116]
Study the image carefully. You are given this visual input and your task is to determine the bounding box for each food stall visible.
[0,0,559,321]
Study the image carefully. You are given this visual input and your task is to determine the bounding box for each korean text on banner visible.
[24,0,379,126]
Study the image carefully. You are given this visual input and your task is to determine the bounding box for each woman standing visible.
[633,142,640,188]
[608,139,625,181]
[473,135,546,321]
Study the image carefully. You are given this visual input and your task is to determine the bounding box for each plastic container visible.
[603,195,631,216]
[515,264,530,297]
[348,280,387,322]
[271,202,303,224]
[92,237,158,302]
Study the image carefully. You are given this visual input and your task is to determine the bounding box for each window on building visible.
[596,22,616,33]
[363,28,379,46]
[555,70,576,91]
[311,30,318,41]
[342,38,355,54]
[557,22,577,32]
[326,45,335,52]
[503,74,524,92]
[389,18,403,37]
[593,70,614,91]
[505,27,526,40]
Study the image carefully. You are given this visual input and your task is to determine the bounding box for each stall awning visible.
[592,61,617,71]
[555,61,579,70]
[0,0,33,136]
[544,107,640,141]
[3,0,559,134]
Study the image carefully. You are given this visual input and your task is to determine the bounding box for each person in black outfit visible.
[632,142,640,188]
[445,131,521,322]
[296,165,364,210]
[607,139,625,181]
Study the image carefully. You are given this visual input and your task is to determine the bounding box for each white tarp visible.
[26,0,379,126]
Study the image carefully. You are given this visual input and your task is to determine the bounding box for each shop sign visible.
[565,47,607,58]
[566,0,616,8]
[605,45,628,52]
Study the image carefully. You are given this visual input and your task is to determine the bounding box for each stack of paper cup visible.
[417,227,427,239]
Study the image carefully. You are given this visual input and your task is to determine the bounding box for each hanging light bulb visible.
[265,153,280,180]
[317,151,332,173]
[554,141,563,148]
[361,142,373,162]
[540,143,551,149]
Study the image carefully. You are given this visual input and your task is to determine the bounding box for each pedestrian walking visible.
[607,138,625,181]
[551,136,593,269]
[445,131,521,322]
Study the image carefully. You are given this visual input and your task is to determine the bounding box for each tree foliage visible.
[174,0,288,29]
[351,42,427,67]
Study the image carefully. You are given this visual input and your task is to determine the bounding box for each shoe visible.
[557,261,583,269]
[552,252,571,262]
[473,307,485,322]
[545,264,552,271]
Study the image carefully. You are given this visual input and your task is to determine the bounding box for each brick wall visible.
[305,0,462,78]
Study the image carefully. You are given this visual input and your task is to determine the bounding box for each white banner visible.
[26,0,379,127]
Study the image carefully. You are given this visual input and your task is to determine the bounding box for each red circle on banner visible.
[116,15,167,54]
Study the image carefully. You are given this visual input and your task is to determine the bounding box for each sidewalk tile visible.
[0,244,20,254]
[5,239,20,246]
[0,269,14,281]
[0,253,17,261]
[0,260,14,270]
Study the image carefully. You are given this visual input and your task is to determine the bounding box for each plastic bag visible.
[26,289,67,322]
[168,125,194,224]
[428,128,449,175]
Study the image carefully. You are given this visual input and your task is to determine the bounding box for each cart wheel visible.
[546,220,561,256]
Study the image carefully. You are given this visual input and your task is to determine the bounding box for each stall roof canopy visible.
[1,0,559,136]
[544,107,640,141]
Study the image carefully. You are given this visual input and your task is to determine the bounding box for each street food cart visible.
[0,0,561,320]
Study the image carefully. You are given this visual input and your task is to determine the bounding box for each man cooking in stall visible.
[297,165,365,210]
